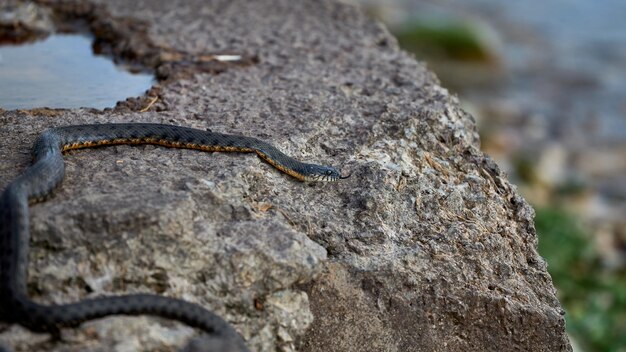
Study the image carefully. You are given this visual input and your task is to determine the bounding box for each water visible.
[0,34,154,110]
[477,0,626,142]
[397,0,626,142]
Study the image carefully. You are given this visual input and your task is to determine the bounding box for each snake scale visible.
[0,123,347,351]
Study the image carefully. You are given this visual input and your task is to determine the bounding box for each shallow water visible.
[0,34,154,110]
[397,0,626,142]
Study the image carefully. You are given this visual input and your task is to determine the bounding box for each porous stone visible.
[0,1,54,43]
[0,0,571,351]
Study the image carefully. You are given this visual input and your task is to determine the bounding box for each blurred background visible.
[346,0,626,350]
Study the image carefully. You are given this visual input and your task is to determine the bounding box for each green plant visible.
[536,208,626,351]
[392,19,494,62]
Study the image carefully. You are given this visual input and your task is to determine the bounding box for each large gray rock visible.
[0,0,571,351]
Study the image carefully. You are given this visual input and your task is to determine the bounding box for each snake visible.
[0,123,348,351]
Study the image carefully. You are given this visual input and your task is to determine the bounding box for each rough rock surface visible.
[0,0,571,351]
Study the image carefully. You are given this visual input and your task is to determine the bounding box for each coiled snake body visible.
[0,123,346,351]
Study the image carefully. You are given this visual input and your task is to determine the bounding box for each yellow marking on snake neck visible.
[256,151,306,181]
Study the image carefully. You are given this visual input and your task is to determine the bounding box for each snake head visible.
[301,164,350,182]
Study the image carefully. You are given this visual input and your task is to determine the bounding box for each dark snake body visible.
[0,123,344,350]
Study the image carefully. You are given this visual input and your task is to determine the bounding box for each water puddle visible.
[0,34,154,110]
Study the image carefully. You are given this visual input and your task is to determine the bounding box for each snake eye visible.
[325,170,333,176]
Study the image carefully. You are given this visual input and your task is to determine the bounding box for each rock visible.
[0,0,571,351]
[573,144,626,178]
[0,1,54,43]
[535,142,568,187]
